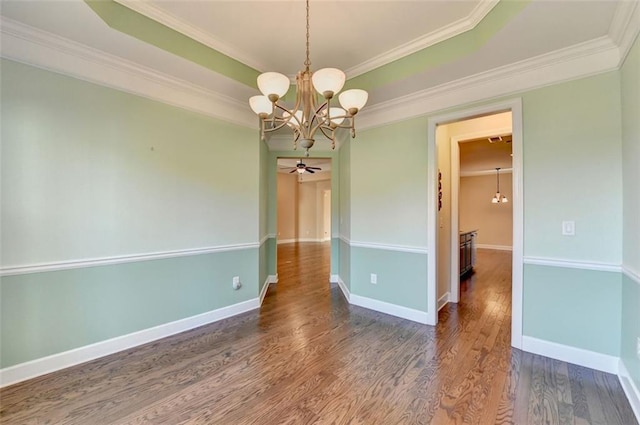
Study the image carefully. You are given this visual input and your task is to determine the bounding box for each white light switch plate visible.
[562,221,575,236]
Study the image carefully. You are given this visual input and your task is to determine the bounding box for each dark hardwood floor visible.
[1,244,636,424]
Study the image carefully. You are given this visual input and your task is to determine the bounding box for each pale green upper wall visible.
[1,59,260,267]
[522,72,622,263]
[620,33,640,393]
[339,141,351,240]
[350,117,429,248]
[621,34,640,273]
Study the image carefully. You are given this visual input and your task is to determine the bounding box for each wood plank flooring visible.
[1,244,637,424]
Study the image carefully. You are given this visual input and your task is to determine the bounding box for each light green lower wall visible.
[621,273,640,389]
[338,239,350,290]
[258,236,277,293]
[0,249,258,368]
[523,264,621,356]
[266,237,277,277]
[350,247,427,312]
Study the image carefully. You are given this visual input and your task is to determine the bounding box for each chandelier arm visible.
[273,103,303,128]
[317,124,336,147]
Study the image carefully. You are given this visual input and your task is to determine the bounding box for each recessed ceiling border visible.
[114,0,269,72]
[346,0,500,78]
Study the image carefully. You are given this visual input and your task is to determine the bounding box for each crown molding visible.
[345,0,500,78]
[2,3,638,137]
[0,17,256,129]
[609,0,640,65]
[114,0,267,72]
[357,35,621,131]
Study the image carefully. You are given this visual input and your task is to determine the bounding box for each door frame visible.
[427,98,524,349]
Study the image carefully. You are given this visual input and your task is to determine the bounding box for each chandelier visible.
[491,167,509,203]
[248,0,368,156]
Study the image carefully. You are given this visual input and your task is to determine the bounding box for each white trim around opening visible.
[427,98,524,349]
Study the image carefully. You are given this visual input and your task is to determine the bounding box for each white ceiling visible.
[0,0,635,121]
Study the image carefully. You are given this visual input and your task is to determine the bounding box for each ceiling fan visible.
[287,159,322,174]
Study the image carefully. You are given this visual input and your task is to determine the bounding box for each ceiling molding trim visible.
[460,168,513,177]
[357,36,620,131]
[0,17,256,129]
[114,0,268,72]
[345,0,500,78]
[609,0,640,66]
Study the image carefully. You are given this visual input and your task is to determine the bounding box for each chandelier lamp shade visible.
[492,167,509,204]
[248,0,368,156]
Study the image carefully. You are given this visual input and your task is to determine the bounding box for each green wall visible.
[522,72,622,263]
[1,250,258,368]
[338,141,351,290]
[342,71,625,356]
[620,34,640,391]
[351,117,429,248]
[259,138,270,291]
[347,117,429,312]
[1,59,261,367]
[523,265,621,356]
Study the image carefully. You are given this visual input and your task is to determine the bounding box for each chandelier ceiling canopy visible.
[249,0,368,156]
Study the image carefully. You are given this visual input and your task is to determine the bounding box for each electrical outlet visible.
[232,276,241,290]
[370,273,377,284]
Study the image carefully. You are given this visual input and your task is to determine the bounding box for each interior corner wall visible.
[338,140,351,291]
[0,59,260,369]
[460,174,513,248]
[620,33,640,392]
[259,139,272,293]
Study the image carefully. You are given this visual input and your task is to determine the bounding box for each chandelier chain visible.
[304,0,311,71]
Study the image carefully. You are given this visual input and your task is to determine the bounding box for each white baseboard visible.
[476,244,513,251]
[330,274,350,301]
[277,238,326,245]
[260,274,278,305]
[521,336,619,374]
[0,298,260,388]
[438,292,450,311]
[276,238,297,245]
[350,294,429,324]
[619,359,640,423]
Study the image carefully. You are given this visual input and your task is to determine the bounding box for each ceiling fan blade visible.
[306,169,315,174]
[289,169,297,173]
[307,167,321,170]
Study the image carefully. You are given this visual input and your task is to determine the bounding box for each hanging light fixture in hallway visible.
[248,0,368,156]
[492,167,509,203]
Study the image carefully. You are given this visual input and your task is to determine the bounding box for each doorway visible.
[275,157,332,286]
[427,99,523,349]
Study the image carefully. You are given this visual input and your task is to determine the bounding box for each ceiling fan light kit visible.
[249,0,368,156]
[288,159,321,174]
